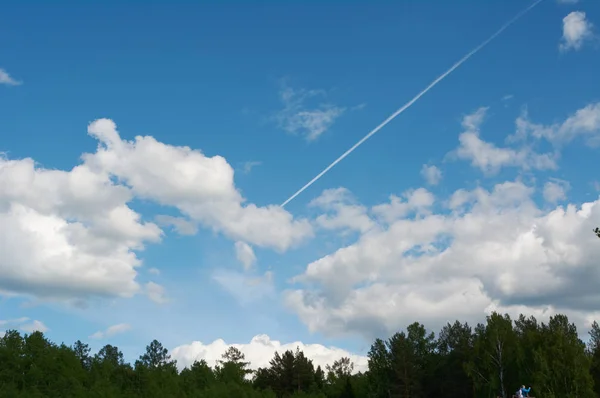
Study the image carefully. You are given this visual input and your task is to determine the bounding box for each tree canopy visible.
[1,312,599,397]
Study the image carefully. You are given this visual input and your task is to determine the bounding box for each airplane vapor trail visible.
[280,0,544,208]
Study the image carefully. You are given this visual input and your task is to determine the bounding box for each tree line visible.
[2,311,600,397]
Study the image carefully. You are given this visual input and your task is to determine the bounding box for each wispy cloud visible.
[212,269,275,306]
[274,83,346,142]
[557,0,579,4]
[235,241,257,270]
[421,164,443,185]
[0,317,48,335]
[20,320,48,333]
[560,11,594,52]
[242,161,262,174]
[351,103,367,111]
[89,323,131,340]
[0,68,22,86]
[449,107,559,175]
[511,102,600,147]
[155,215,198,236]
[543,178,570,203]
[145,281,170,304]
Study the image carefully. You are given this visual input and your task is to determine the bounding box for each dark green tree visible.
[435,320,475,398]
[588,321,600,397]
[215,346,253,385]
[135,339,180,397]
[532,314,594,398]
[367,338,392,398]
[339,376,356,398]
[181,358,215,393]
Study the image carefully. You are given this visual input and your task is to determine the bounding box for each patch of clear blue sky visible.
[1,0,599,360]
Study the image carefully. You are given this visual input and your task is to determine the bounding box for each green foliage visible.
[1,311,599,397]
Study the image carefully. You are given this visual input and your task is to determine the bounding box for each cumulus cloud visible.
[85,119,313,252]
[309,188,375,234]
[0,317,48,335]
[307,187,436,237]
[275,83,345,141]
[286,181,600,339]
[0,68,21,86]
[235,241,257,270]
[560,11,594,52]
[371,188,435,225]
[420,164,442,185]
[0,156,162,302]
[171,334,368,374]
[89,323,131,340]
[0,119,313,303]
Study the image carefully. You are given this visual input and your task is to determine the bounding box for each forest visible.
[2,311,600,397]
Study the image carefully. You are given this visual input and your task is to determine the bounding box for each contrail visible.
[281,0,544,208]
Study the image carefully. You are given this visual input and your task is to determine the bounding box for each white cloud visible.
[0,68,21,86]
[0,317,48,334]
[420,164,442,185]
[145,281,169,304]
[235,241,257,270]
[0,118,313,303]
[89,323,131,340]
[85,119,313,252]
[20,320,48,333]
[0,156,162,302]
[309,188,375,234]
[557,0,579,4]
[286,181,600,340]
[212,269,275,305]
[155,215,198,236]
[371,188,435,225]
[543,179,570,203]
[275,83,345,141]
[560,11,594,52]
[171,334,368,374]
[148,268,161,275]
[452,107,558,174]
[512,103,600,147]
[453,102,600,174]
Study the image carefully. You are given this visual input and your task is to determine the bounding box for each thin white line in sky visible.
[280,0,545,208]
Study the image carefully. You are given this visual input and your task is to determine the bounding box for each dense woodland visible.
[2,312,600,397]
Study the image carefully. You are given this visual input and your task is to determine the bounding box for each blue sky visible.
[1,0,600,370]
